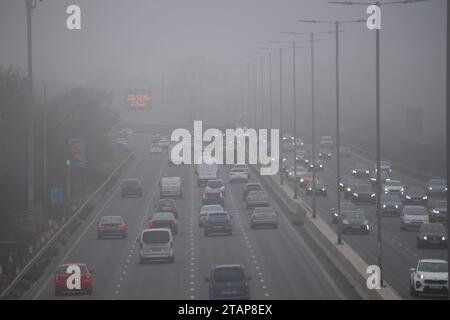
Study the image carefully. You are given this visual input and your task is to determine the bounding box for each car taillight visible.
[117,224,126,229]
[171,219,177,225]
[220,193,223,199]
[149,220,154,227]
[244,281,249,288]
[209,281,214,289]
[82,273,91,281]
[203,194,206,199]
[55,274,62,282]
[97,224,104,230]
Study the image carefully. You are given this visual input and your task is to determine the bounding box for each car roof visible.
[213,264,244,270]
[59,262,87,267]
[141,228,171,233]
[204,189,222,194]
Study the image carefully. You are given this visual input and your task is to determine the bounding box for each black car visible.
[427,179,447,198]
[340,175,357,195]
[308,159,324,172]
[206,265,251,300]
[97,215,127,239]
[156,199,178,218]
[351,184,376,204]
[341,211,370,234]
[318,147,332,159]
[403,186,428,206]
[369,170,391,187]
[345,181,370,200]
[148,212,178,235]
[242,183,263,200]
[429,199,448,223]
[202,190,224,206]
[380,194,403,216]
[330,201,358,224]
[306,179,327,196]
[416,223,447,248]
[121,179,143,198]
[352,164,370,178]
[204,212,232,236]
[295,150,310,166]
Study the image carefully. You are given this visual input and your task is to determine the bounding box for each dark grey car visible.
[429,199,448,223]
[341,211,370,234]
[416,223,448,249]
[381,194,403,216]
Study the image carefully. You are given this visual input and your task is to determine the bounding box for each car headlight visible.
[395,205,399,209]
[328,154,331,157]
[422,196,428,200]
[319,165,323,168]
[446,187,448,191]
[339,183,344,187]
[382,204,386,208]
[406,195,411,199]
[352,170,356,174]
[282,158,287,162]
[334,213,338,217]
[400,188,405,192]
[371,193,376,198]
[308,188,312,191]
[321,188,326,191]
[300,179,304,182]
[432,209,439,214]
[353,193,358,197]
[384,188,389,192]
[365,170,370,174]
[422,235,428,240]
[347,188,351,192]
[342,219,349,225]
[442,236,447,241]
[418,274,424,279]
[429,187,433,191]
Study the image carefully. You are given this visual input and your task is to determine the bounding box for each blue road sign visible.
[50,188,64,204]
[69,138,86,168]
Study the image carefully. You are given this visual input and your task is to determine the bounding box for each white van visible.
[137,228,175,263]
[197,164,218,187]
[160,177,182,199]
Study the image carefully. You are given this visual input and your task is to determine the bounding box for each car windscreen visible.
[231,168,246,173]
[254,207,274,214]
[356,186,372,193]
[57,264,88,274]
[342,211,364,219]
[100,216,123,224]
[418,262,448,273]
[123,180,139,186]
[142,230,170,244]
[341,203,356,211]
[386,181,402,187]
[208,180,223,188]
[407,187,425,194]
[430,179,446,186]
[404,207,427,215]
[247,184,262,190]
[381,195,400,202]
[420,224,446,233]
[213,268,244,283]
[159,200,175,207]
[152,212,175,220]
[207,213,228,220]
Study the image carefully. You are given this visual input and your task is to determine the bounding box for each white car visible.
[383,180,405,195]
[410,259,448,297]
[229,168,248,182]
[400,206,429,230]
[149,144,163,154]
[233,164,250,177]
[205,179,226,196]
[137,228,175,263]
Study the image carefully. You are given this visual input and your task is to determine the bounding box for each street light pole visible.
[26,0,36,215]
[260,56,264,129]
[268,52,273,129]
[310,32,317,218]
[279,48,284,185]
[330,0,430,287]
[292,40,298,199]
[247,60,251,128]
[334,21,342,242]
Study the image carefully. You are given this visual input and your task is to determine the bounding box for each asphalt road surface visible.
[24,133,359,300]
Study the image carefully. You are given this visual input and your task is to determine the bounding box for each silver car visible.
[198,204,225,227]
[246,190,270,209]
[229,168,249,182]
[205,179,226,196]
[250,207,278,229]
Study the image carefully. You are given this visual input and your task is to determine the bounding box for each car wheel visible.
[87,288,93,295]
[228,231,232,236]
[123,232,127,239]
[273,224,278,229]
[54,289,61,296]
[204,230,209,237]
[97,234,102,240]
[400,225,405,231]
[169,255,175,263]
[139,257,145,264]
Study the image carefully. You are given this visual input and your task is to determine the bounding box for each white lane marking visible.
[32,157,142,300]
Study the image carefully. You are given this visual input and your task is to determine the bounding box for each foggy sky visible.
[0,0,446,147]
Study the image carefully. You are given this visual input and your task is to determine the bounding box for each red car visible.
[54,263,93,295]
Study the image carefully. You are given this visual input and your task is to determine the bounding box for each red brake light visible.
[97,224,104,230]
[172,219,177,225]
[149,220,154,227]
[117,224,126,229]
[220,192,223,199]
